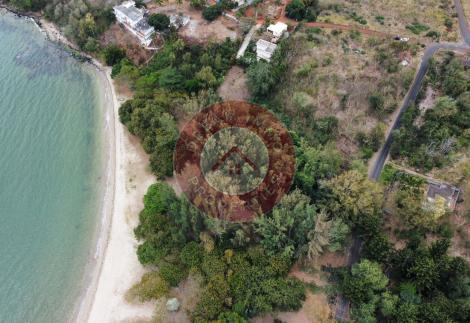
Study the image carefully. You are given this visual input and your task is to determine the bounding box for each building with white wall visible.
[267,22,288,38]
[113,1,154,46]
[256,39,277,62]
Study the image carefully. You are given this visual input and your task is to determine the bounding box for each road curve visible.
[369,45,439,180]
[338,3,470,319]
[369,0,470,181]
[369,42,470,181]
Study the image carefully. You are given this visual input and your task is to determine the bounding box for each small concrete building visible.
[114,1,154,46]
[235,0,254,6]
[426,182,460,210]
[169,14,190,29]
[256,39,277,62]
[267,21,288,38]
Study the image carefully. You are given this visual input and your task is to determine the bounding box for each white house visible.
[256,39,277,62]
[113,1,154,46]
[267,21,288,38]
[234,0,254,7]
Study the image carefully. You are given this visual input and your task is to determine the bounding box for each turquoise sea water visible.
[0,12,104,323]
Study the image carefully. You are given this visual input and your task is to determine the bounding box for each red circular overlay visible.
[174,101,296,222]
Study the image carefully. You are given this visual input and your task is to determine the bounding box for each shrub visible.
[127,271,169,302]
[426,30,441,40]
[294,59,318,77]
[350,12,367,25]
[201,253,227,277]
[341,260,388,305]
[219,0,238,10]
[159,262,188,286]
[193,274,230,321]
[285,0,306,20]
[257,278,306,312]
[190,0,206,9]
[375,15,385,25]
[202,5,222,21]
[362,234,392,264]
[103,44,126,66]
[136,240,168,265]
[369,92,385,112]
[218,312,249,322]
[444,17,453,29]
[328,218,350,252]
[406,22,430,34]
[148,13,170,31]
[247,60,278,98]
[180,241,205,268]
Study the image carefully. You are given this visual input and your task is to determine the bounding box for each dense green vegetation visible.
[8,0,470,321]
[202,5,222,21]
[118,22,470,323]
[116,37,238,178]
[46,0,115,50]
[285,0,320,21]
[338,236,470,322]
[246,35,339,146]
[127,55,390,317]
[6,0,46,11]
[9,0,458,317]
[133,182,308,321]
[391,52,470,171]
[148,13,170,31]
[6,0,116,52]
[330,166,470,322]
[103,44,126,66]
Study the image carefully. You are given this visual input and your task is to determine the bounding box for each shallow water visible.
[0,11,104,323]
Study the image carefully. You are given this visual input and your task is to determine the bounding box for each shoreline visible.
[1,7,155,322]
[72,64,117,323]
[0,7,119,322]
[21,12,120,323]
[36,14,157,323]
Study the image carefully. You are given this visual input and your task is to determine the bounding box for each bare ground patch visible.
[148,2,240,44]
[218,66,250,101]
[318,0,460,42]
[274,29,415,144]
[101,23,154,65]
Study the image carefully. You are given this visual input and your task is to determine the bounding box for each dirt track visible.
[304,21,389,37]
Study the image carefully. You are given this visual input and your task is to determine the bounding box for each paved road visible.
[455,0,470,45]
[337,2,470,319]
[334,235,363,321]
[369,0,470,181]
[236,24,259,59]
[369,44,440,180]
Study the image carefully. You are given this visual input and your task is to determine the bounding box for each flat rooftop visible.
[115,3,143,23]
[256,39,277,54]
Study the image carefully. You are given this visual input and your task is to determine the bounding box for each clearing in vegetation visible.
[255,25,418,160]
[317,0,460,42]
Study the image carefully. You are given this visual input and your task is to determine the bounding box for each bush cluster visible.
[117,38,238,178]
[391,52,470,171]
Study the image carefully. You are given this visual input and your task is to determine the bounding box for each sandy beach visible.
[82,64,157,323]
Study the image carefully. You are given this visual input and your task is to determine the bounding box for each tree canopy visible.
[148,13,170,31]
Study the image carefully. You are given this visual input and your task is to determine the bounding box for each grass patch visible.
[406,21,430,34]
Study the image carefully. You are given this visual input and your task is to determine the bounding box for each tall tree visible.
[255,190,316,259]
[325,170,383,223]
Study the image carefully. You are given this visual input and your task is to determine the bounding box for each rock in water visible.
[166,298,180,312]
